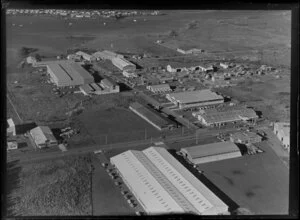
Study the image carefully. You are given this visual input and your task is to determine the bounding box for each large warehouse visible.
[111,57,136,72]
[129,102,175,131]
[166,90,224,109]
[36,60,94,87]
[180,141,242,165]
[196,106,258,126]
[110,146,229,215]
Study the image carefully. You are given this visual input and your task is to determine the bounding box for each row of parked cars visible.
[100,162,145,216]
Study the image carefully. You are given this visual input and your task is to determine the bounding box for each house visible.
[7,141,18,151]
[26,56,37,65]
[100,78,120,93]
[7,118,16,136]
[30,126,58,149]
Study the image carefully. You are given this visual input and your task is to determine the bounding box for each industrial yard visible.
[5,9,292,217]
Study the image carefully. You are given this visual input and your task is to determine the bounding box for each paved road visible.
[7,125,266,165]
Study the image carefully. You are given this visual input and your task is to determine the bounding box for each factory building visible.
[30,126,58,149]
[92,50,124,61]
[147,84,172,93]
[37,61,94,87]
[273,122,290,152]
[166,90,224,109]
[123,70,137,78]
[75,51,95,62]
[180,141,242,165]
[129,102,175,131]
[110,146,229,215]
[196,106,258,126]
[112,57,136,71]
[177,48,204,55]
[166,64,210,73]
[100,78,120,93]
[230,131,262,144]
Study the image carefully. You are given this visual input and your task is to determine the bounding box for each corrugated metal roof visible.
[181,141,240,159]
[30,126,57,146]
[110,146,228,215]
[167,90,223,104]
[149,84,171,90]
[231,131,261,142]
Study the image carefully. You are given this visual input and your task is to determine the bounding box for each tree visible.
[169,30,178,38]
[34,53,42,61]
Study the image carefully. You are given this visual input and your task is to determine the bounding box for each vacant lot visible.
[78,107,161,145]
[7,155,93,216]
[198,141,289,214]
[214,73,290,122]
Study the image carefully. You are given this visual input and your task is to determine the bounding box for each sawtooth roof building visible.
[147,84,172,93]
[195,106,258,126]
[110,146,229,215]
[35,60,94,87]
[166,90,224,109]
[180,141,242,165]
[129,102,175,131]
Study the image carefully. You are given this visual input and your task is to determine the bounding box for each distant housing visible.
[195,106,258,126]
[35,60,94,87]
[166,64,212,73]
[110,146,229,215]
[147,84,172,93]
[180,141,242,165]
[112,57,136,71]
[166,90,224,109]
[176,48,205,55]
[129,102,175,131]
[273,122,290,152]
[30,126,58,149]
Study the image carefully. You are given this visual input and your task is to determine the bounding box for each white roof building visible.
[76,51,95,61]
[111,57,136,71]
[110,146,229,215]
[30,126,58,148]
[274,122,290,151]
[147,84,172,93]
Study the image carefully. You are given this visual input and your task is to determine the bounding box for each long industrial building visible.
[129,102,175,131]
[147,84,172,93]
[180,141,242,164]
[36,60,94,87]
[112,57,136,72]
[110,146,229,215]
[195,106,258,126]
[92,50,124,61]
[166,90,224,109]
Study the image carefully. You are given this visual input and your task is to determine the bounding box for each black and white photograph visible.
[3,3,298,217]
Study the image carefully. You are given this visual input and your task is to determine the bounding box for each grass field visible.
[197,141,289,214]
[7,155,93,216]
[77,107,162,145]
